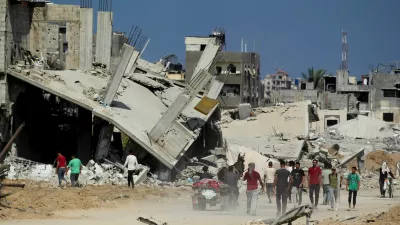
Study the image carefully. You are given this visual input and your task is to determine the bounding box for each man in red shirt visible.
[243,162,264,216]
[308,159,322,209]
[56,151,68,187]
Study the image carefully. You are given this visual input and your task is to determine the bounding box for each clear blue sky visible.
[52,0,400,78]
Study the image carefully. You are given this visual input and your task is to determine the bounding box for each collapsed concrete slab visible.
[221,101,310,160]
[7,66,219,169]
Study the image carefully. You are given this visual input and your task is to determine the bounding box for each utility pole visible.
[341,30,348,72]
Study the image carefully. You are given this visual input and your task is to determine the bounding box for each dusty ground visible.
[0,180,186,220]
[319,204,400,225]
[0,182,398,225]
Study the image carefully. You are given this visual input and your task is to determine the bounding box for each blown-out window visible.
[227,64,236,73]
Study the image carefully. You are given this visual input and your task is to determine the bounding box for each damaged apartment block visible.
[0,0,228,181]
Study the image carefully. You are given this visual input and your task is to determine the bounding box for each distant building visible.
[185,34,261,108]
[263,69,292,99]
[159,54,185,82]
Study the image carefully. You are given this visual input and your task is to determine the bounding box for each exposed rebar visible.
[80,0,92,8]
[98,0,112,12]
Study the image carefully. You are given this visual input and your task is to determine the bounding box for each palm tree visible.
[301,67,328,90]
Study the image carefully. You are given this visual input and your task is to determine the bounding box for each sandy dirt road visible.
[1,187,397,225]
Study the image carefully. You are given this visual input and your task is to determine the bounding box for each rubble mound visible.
[5,157,150,186]
[329,115,394,139]
[365,150,400,172]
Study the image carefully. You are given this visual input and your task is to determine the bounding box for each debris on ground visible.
[319,204,400,225]
[0,180,188,220]
[137,217,168,225]
[246,204,313,225]
[4,156,151,187]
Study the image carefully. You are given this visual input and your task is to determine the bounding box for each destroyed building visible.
[185,31,262,108]
[0,0,230,182]
[370,72,400,123]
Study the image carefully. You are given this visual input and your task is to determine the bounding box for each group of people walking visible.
[242,159,362,216]
[55,149,138,188]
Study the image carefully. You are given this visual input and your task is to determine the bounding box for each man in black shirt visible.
[274,160,292,216]
[291,162,305,206]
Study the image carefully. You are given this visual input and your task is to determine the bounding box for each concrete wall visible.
[46,24,59,53]
[65,22,80,69]
[371,73,400,123]
[0,0,31,108]
[0,0,31,71]
[186,50,261,108]
[311,109,347,134]
[319,92,348,110]
[280,89,318,103]
[95,11,112,68]
[30,4,81,70]
[32,4,80,21]
[79,8,93,71]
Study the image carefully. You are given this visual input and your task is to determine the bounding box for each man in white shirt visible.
[264,161,276,203]
[124,150,138,188]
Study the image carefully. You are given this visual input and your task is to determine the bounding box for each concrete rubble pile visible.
[313,115,400,151]
[219,101,310,161]
[4,156,150,187]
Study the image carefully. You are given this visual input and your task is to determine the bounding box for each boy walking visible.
[346,167,360,210]
[264,161,276,203]
[328,167,342,210]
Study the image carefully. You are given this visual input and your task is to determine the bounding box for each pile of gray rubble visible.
[4,156,151,187]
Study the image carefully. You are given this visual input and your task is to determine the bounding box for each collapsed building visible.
[0,0,231,181]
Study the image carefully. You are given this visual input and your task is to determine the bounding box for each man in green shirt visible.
[346,166,360,210]
[66,154,82,187]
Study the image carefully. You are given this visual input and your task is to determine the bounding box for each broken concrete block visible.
[87,159,95,168]
[21,70,30,76]
[32,69,44,76]
[14,66,22,73]
[93,164,104,178]
[238,103,252,120]
[134,166,150,185]
[31,74,44,82]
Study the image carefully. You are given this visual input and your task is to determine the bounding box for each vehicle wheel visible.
[198,198,206,211]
